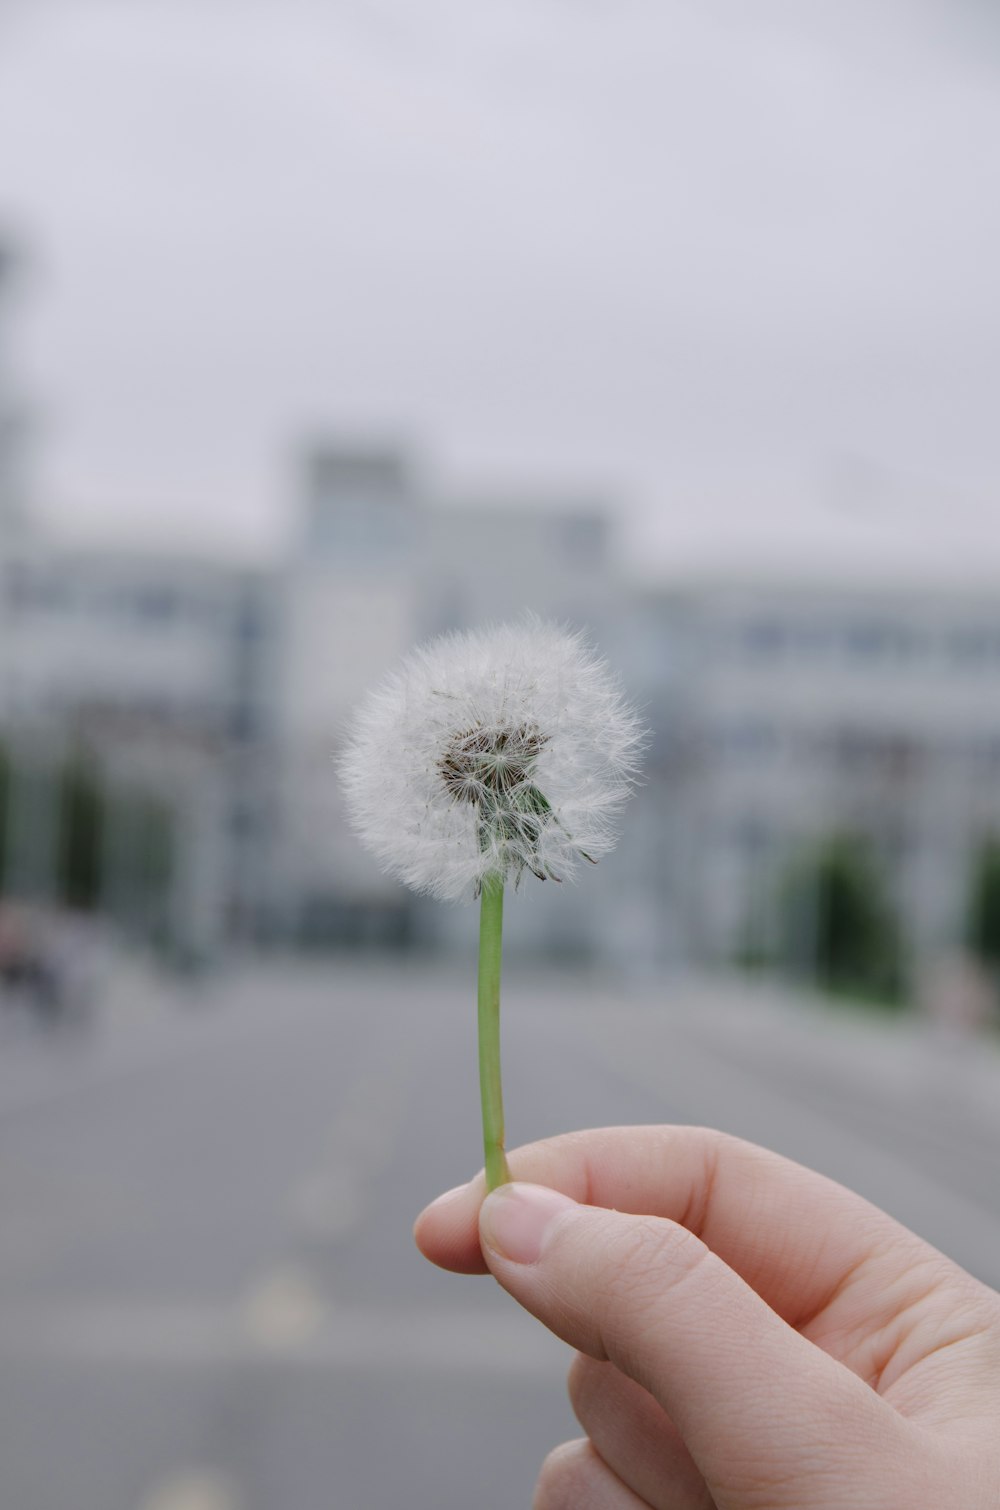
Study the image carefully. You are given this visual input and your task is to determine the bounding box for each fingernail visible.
[479,1183,577,1265]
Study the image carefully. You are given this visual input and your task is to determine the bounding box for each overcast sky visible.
[1,0,999,579]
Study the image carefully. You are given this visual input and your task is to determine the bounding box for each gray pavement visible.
[0,957,998,1510]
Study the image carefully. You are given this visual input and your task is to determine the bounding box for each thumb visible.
[479,1183,908,1497]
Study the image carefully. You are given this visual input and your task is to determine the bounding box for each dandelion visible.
[340,617,643,1189]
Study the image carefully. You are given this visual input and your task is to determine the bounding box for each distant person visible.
[0,902,68,1026]
[416,1126,1000,1508]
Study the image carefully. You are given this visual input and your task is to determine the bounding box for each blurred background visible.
[1,3,999,1507]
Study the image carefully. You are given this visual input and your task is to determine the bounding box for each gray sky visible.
[1,0,999,579]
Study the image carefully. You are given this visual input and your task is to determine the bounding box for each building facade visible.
[2,336,998,976]
[272,441,632,958]
[0,432,636,962]
[0,535,278,956]
[0,240,29,540]
[630,581,1000,974]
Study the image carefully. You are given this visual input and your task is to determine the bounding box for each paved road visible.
[0,958,998,1510]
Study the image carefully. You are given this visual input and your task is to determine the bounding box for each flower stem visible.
[477,875,511,1192]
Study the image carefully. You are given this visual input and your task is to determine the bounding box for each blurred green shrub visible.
[964,836,1000,976]
[57,750,105,910]
[0,739,8,893]
[776,833,906,1008]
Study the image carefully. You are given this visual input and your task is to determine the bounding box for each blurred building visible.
[0,539,276,955]
[0,239,29,538]
[273,440,631,957]
[0,243,278,956]
[0,418,635,961]
[631,581,1000,974]
[2,234,997,979]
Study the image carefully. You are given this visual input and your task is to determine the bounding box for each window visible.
[845,622,893,659]
[712,720,780,762]
[948,628,995,668]
[741,620,787,656]
[133,586,179,623]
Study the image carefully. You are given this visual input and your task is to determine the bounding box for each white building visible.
[4,302,997,980]
[0,534,278,955]
[0,425,637,962]
[273,441,634,957]
[630,580,1000,972]
[0,242,282,955]
[0,240,29,540]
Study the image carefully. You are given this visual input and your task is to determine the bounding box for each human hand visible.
[415,1127,1000,1508]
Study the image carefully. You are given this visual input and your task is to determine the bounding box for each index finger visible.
[413,1125,927,1330]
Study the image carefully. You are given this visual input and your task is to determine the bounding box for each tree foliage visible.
[778,834,905,1005]
[964,837,1000,972]
[57,751,105,910]
[0,739,9,893]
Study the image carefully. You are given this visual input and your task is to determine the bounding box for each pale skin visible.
[414,1126,1000,1509]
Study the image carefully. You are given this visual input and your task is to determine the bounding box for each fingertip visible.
[413,1177,490,1273]
[419,1182,472,1220]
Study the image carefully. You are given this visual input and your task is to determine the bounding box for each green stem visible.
[477,875,511,1192]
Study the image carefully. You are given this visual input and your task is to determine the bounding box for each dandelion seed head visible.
[339,617,644,902]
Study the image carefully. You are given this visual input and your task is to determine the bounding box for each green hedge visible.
[776,834,906,1007]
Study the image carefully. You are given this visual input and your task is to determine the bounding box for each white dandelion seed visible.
[339,617,644,903]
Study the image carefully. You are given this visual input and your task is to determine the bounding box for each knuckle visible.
[601,1214,713,1314]
[566,1351,611,1423]
[586,1214,721,1375]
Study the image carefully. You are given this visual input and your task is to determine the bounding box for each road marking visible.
[290,1027,422,1243]
[139,1469,241,1510]
[241,1263,328,1349]
[291,1170,364,1238]
[0,1297,565,1376]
